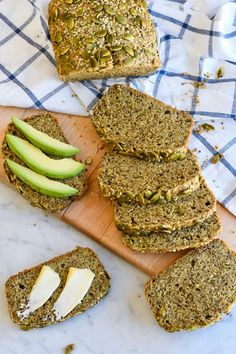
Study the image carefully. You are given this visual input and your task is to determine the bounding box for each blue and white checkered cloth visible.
[0,0,236,215]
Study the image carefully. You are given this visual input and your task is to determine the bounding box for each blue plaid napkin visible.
[0,0,235,215]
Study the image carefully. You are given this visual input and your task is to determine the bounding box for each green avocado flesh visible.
[6,159,79,198]
[12,116,80,157]
[6,134,85,179]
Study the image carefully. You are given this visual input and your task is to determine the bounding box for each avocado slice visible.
[6,159,79,198]
[6,134,85,179]
[12,116,80,157]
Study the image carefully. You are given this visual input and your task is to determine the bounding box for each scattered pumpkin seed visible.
[123,33,135,41]
[100,48,111,57]
[61,12,71,21]
[60,54,68,63]
[85,156,93,165]
[65,0,73,4]
[182,188,193,196]
[86,43,96,52]
[95,50,101,61]
[130,8,137,16]
[95,4,103,12]
[178,153,185,160]
[53,8,58,20]
[144,190,153,200]
[69,37,79,46]
[104,5,115,16]
[116,14,128,25]
[119,3,126,10]
[165,191,172,202]
[144,49,152,59]
[94,18,102,24]
[90,57,99,69]
[100,56,111,64]
[150,193,160,203]
[133,49,139,59]
[134,15,142,27]
[64,343,75,354]
[87,37,96,44]
[216,67,224,78]
[123,57,136,66]
[211,153,223,164]
[96,29,107,38]
[110,45,122,52]
[77,9,83,16]
[195,123,215,134]
[67,17,74,29]
[161,224,173,231]
[124,46,134,57]
[106,34,114,43]
[55,32,62,43]
[170,153,180,161]
[162,230,172,234]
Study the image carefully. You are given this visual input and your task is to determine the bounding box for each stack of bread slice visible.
[92,84,222,253]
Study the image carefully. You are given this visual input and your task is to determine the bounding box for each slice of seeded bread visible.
[5,247,110,330]
[48,0,160,81]
[98,150,201,204]
[92,85,194,161]
[114,182,216,234]
[2,114,88,213]
[122,213,222,253]
[145,239,236,332]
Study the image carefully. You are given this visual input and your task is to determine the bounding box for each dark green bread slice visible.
[2,114,88,213]
[114,182,216,234]
[5,247,110,330]
[122,213,222,253]
[145,239,236,332]
[98,150,201,204]
[92,85,194,161]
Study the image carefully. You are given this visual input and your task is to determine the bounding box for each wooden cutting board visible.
[0,106,235,276]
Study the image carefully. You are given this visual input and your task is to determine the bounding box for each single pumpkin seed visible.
[130,8,137,16]
[144,190,153,200]
[133,49,139,59]
[110,45,122,52]
[178,153,185,160]
[69,37,79,46]
[95,50,101,61]
[67,17,74,29]
[60,54,68,63]
[106,33,113,43]
[100,48,111,57]
[100,56,112,64]
[162,230,172,234]
[211,153,222,164]
[118,195,128,203]
[124,46,134,57]
[123,57,136,66]
[81,51,91,60]
[95,4,103,12]
[170,153,180,161]
[87,37,96,44]
[182,188,193,196]
[119,3,126,10]
[137,193,145,206]
[86,43,96,52]
[161,224,173,230]
[65,0,73,4]
[123,33,135,41]
[165,191,172,202]
[96,29,107,38]
[60,47,69,55]
[116,14,128,25]
[55,32,62,43]
[90,57,99,69]
[53,8,58,20]
[217,67,224,78]
[104,5,115,16]
[77,9,83,16]
[144,49,152,59]
[134,15,142,27]
[126,191,135,199]
[150,193,160,203]
[61,12,71,21]
[94,18,102,24]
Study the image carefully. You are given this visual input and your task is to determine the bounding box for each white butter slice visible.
[19,265,60,319]
[53,268,95,320]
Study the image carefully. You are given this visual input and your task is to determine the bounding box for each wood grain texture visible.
[0,106,235,276]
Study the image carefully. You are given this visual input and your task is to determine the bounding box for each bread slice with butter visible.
[2,114,88,213]
[5,247,110,330]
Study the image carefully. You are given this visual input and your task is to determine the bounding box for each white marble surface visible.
[0,182,236,354]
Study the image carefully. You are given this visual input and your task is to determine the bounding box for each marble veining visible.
[0,182,236,354]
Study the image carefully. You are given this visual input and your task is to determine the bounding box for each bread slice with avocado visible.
[5,247,110,330]
[145,239,236,332]
[2,114,88,213]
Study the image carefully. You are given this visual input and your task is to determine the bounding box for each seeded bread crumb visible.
[2,114,88,213]
[145,239,236,332]
[5,247,110,330]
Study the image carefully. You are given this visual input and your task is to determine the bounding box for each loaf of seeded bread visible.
[92,85,194,161]
[48,0,160,81]
[98,150,201,204]
[5,247,110,330]
[122,213,222,253]
[2,114,88,213]
[145,239,236,332]
[114,182,216,234]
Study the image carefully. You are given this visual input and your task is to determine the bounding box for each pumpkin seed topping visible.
[96,29,107,38]
[67,17,75,30]
[123,33,135,41]
[65,0,73,4]
[123,57,136,66]
[110,45,122,52]
[144,190,153,200]
[104,5,115,16]
[150,193,160,203]
[55,32,62,43]
[90,57,99,69]
[116,14,128,25]
[124,46,134,57]
[95,5,103,12]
